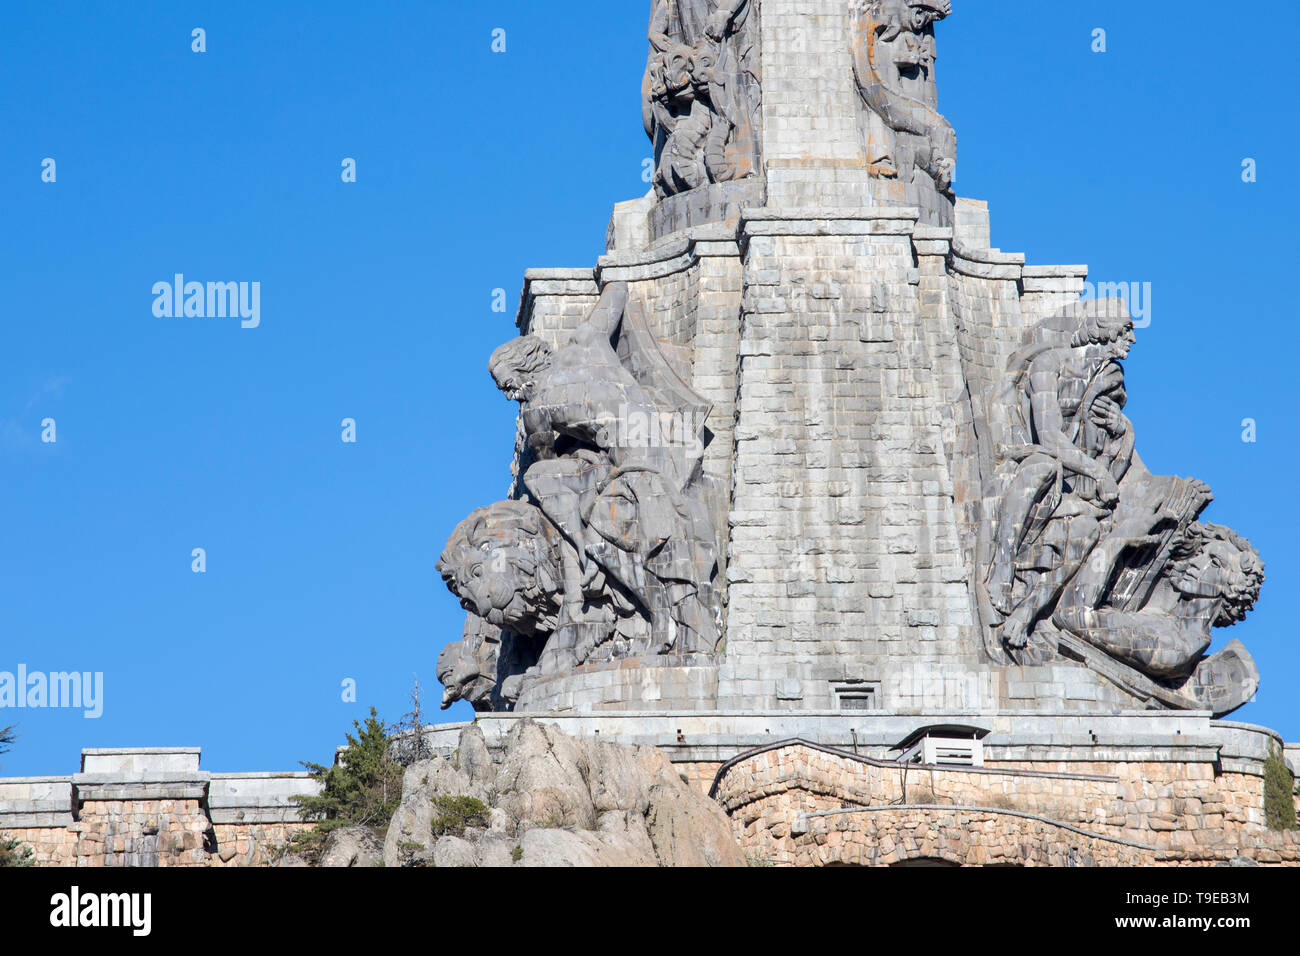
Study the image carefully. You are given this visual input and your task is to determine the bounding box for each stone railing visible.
[0,748,318,867]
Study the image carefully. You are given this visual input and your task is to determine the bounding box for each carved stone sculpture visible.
[1054,519,1264,716]
[984,299,1137,658]
[978,300,1264,715]
[851,0,957,220]
[437,283,722,709]
[643,0,762,198]
[440,4,1268,719]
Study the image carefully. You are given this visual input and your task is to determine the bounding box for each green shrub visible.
[1264,742,1297,831]
[0,835,34,867]
[0,727,35,866]
[430,795,490,838]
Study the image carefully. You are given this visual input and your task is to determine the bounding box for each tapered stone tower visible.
[435,0,1264,721]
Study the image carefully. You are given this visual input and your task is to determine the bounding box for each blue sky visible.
[1,0,1296,776]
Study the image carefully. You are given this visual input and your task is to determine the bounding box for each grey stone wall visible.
[721,208,978,711]
[759,0,876,210]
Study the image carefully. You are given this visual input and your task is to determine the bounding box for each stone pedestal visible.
[439,1,1266,724]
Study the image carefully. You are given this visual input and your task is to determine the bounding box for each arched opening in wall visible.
[891,857,960,867]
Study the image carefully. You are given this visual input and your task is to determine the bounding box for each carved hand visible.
[1090,395,1128,438]
[1090,473,1121,509]
[705,10,731,40]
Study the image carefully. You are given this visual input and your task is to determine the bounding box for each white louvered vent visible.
[900,737,984,768]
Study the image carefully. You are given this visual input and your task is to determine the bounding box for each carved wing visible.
[614,298,713,490]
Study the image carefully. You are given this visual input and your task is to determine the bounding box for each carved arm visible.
[1026,365,1120,503]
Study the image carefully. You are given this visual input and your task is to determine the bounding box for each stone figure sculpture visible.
[850,0,957,213]
[984,299,1137,658]
[437,283,722,709]
[643,0,762,198]
[979,300,1263,714]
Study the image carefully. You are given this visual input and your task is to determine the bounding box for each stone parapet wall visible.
[4,821,77,866]
[0,748,317,868]
[411,711,1281,764]
[714,740,1300,866]
[772,806,1158,867]
[208,822,313,868]
[71,798,213,868]
[5,720,1296,867]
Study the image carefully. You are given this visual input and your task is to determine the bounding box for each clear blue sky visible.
[1,0,1296,776]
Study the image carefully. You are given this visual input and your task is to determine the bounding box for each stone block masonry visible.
[722,207,979,712]
[4,716,1297,866]
[714,741,1300,866]
[0,748,317,867]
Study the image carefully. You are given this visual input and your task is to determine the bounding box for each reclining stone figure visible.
[1054,516,1264,717]
[488,282,719,656]
[980,297,1264,712]
[434,283,721,709]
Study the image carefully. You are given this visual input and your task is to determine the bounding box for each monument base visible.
[414,711,1300,866]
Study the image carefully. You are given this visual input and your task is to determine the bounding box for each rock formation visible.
[380,720,743,868]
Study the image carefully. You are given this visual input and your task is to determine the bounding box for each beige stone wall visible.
[209,821,315,868]
[3,825,76,866]
[712,743,1300,866]
[73,798,212,867]
[767,806,1155,867]
[3,811,312,867]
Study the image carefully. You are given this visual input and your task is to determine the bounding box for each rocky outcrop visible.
[320,827,384,868]
[382,720,743,867]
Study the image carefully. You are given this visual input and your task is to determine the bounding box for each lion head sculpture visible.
[436,500,563,637]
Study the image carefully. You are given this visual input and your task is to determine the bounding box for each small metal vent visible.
[833,683,880,711]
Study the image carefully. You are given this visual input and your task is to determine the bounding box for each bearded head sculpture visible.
[1169,522,1265,626]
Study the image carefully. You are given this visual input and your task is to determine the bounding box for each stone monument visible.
[436,0,1265,722]
[4,4,1294,871]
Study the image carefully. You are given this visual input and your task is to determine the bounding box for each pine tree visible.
[0,725,34,866]
[288,707,404,861]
